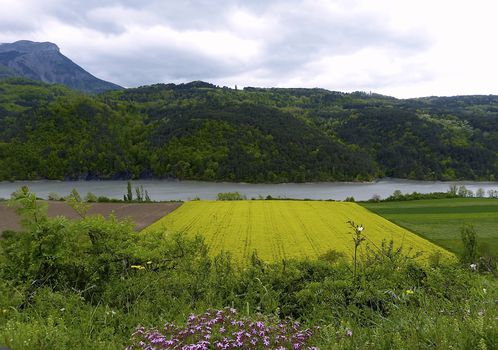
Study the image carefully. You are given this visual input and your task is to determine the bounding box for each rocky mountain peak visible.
[0,40,60,53]
[0,40,122,93]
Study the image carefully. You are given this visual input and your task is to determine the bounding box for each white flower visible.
[357,225,364,232]
[470,263,477,271]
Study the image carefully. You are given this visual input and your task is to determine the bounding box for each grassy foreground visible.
[144,200,452,263]
[0,190,496,349]
[362,198,498,257]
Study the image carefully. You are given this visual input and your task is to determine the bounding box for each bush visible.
[48,192,62,201]
[84,192,98,202]
[217,192,246,200]
[460,224,478,264]
[318,249,347,264]
[369,194,381,202]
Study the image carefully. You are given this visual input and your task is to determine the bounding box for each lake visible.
[1,179,497,201]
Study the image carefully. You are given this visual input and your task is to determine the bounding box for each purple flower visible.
[127,307,319,350]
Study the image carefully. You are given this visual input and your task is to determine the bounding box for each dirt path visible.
[0,201,182,233]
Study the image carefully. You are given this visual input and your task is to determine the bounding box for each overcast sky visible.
[1,0,497,98]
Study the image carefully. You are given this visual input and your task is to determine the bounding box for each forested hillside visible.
[1,77,498,182]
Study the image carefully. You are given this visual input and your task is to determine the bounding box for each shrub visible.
[369,194,381,202]
[84,192,98,202]
[428,251,443,268]
[460,224,478,264]
[318,249,347,264]
[48,192,62,201]
[217,192,246,201]
[476,188,485,198]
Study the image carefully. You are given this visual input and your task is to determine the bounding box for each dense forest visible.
[1,77,498,182]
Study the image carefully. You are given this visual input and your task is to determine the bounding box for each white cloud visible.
[0,0,497,97]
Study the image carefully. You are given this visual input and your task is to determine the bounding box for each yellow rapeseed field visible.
[144,200,453,263]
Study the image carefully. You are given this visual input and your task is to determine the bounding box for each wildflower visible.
[470,263,477,271]
[483,288,487,294]
[346,329,353,337]
[127,307,319,349]
[405,289,414,295]
[357,225,364,232]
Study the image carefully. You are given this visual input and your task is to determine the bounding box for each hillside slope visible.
[1,78,498,182]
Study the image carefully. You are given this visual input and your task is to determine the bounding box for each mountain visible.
[0,78,498,182]
[0,40,122,93]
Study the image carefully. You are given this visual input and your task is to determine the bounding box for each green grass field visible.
[144,200,452,263]
[362,198,498,257]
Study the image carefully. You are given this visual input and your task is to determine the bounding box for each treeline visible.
[366,185,498,203]
[1,77,498,182]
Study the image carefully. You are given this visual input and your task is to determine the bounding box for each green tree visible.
[126,181,133,201]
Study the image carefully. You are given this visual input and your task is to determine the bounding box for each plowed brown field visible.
[0,201,182,233]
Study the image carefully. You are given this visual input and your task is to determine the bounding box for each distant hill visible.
[0,78,498,183]
[0,40,122,93]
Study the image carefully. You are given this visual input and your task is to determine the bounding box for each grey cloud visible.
[90,48,245,88]
[38,0,272,33]
[0,19,37,33]
[259,8,429,78]
[1,0,432,90]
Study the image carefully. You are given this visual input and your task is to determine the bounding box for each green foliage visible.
[126,181,133,201]
[84,192,98,202]
[369,194,381,202]
[461,224,478,264]
[318,249,347,264]
[135,185,145,202]
[476,187,486,198]
[66,188,92,218]
[123,182,152,202]
[216,192,246,200]
[382,189,460,202]
[47,192,62,201]
[8,185,47,228]
[3,79,498,183]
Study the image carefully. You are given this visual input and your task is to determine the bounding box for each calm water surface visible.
[1,179,498,201]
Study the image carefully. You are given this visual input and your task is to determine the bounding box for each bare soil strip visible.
[0,201,182,233]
